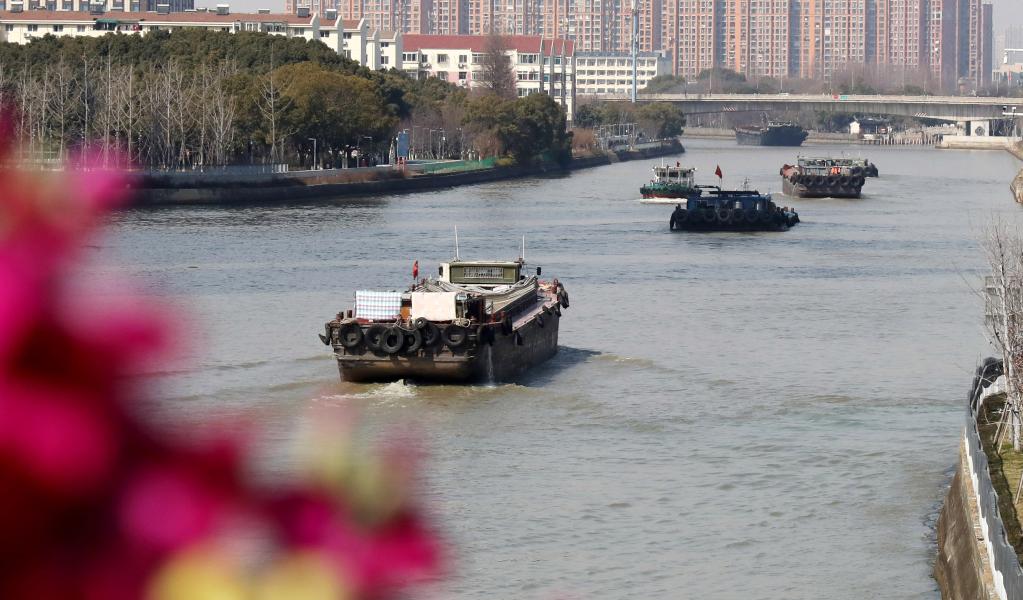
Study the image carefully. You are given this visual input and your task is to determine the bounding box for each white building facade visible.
[0,4,400,71]
[400,34,575,118]
[574,50,671,97]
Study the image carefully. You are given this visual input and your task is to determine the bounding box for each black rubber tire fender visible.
[669,214,677,230]
[701,210,715,224]
[443,324,468,349]
[379,326,405,354]
[501,315,513,335]
[558,287,569,309]
[851,176,865,187]
[536,314,545,328]
[838,176,850,186]
[365,324,387,351]
[478,324,495,345]
[402,327,423,354]
[421,321,441,347]
[414,317,429,330]
[716,209,731,223]
[553,304,561,317]
[337,321,364,349]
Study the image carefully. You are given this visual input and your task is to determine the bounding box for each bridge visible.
[606,93,1018,123]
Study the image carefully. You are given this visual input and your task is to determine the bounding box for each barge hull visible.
[782,176,861,199]
[335,311,560,384]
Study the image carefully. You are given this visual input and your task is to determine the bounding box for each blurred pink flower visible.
[0,113,442,600]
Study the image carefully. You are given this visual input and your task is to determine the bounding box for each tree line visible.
[0,29,581,169]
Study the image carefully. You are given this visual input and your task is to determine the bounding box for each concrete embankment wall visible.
[935,368,1023,600]
[131,141,682,206]
[1008,144,1023,204]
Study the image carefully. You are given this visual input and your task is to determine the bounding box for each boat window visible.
[463,266,504,279]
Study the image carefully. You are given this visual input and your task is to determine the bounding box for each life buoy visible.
[403,327,423,353]
[365,324,387,350]
[443,324,468,349]
[337,321,364,349]
[379,326,404,354]
[421,321,441,347]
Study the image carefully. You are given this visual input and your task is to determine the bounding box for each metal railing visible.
[966,358,1023,599]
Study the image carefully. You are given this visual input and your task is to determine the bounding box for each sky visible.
[197,0,1023,27]
[993,0,1023,28]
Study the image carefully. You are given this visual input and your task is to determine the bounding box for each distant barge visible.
[780,157,867,198]
[735,122,808,147]
[321,258,568,383]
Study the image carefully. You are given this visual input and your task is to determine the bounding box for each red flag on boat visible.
[715,165,723,179]
[413,260,419,279]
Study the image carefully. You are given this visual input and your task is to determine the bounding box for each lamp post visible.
[361,135,373,166]
[308,137,317,170]
[1003,106,1020,139]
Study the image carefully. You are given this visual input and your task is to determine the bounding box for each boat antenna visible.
[454,226,460,260]
[520,235,526,263]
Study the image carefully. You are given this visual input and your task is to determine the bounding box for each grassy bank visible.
[979,393,1023,556]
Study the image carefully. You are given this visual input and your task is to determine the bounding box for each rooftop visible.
[402,34,573,54]
[0,8,314,24]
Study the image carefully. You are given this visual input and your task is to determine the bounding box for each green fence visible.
[414,158,497,174]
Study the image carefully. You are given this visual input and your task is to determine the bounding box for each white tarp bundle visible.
[355,290,402,320]
[410,292,458,321]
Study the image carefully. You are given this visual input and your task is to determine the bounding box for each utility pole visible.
[631,3,639,103]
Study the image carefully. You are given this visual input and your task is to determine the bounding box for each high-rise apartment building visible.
[877,0,925,69]
[662,0,717,77]
[721,0,790,78]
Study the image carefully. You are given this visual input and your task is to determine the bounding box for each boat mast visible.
[454,226,460,260]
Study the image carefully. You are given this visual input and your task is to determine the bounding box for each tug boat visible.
[640,164,702,199]
[669,184,799,232]
[319,255,568,383]
[780,156,867,198]
[735,122,808,147]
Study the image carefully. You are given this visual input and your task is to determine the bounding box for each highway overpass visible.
[606,93,1018,122]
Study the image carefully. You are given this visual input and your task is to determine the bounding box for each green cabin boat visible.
[640,165,702,200]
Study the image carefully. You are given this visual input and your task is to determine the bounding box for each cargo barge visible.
[780,157,867,198]
[320,257,568,383]
[735,122,808,147]
[669,185,799,232]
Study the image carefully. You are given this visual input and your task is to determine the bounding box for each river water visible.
[98,138,1023,599]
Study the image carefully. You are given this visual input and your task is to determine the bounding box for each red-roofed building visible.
[401,34,575,118]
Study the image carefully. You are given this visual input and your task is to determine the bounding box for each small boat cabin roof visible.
[439,260,523,286]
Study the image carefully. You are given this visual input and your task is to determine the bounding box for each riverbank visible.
[129,140,684,206]
[1008,142,1023,203]
[681,126,858,144]
[934,361,1022,600]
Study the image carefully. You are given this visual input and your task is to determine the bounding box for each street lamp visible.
[308,137,317,170]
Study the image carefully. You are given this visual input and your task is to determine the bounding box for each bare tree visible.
[479,33,516,100]
[259,44,292,163]
[983,221,1023,453]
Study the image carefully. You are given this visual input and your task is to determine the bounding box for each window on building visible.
[4,24,12,32]
[27,24,38,32]
[52,24,63,31]
[343,32,351,38]
[472,52,484,63]
[458,54,467,63]
[293,28,304,34]
[344,49,352,58]
[402,52,418,62]
[458,71,466,79]
[320,30,330,37]
[437,53,449,63]
[381,41,388,47]
[381,56,389,64]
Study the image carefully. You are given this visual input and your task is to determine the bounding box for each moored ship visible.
[320,256,568,383]
[735,122,808,147]
[640,164,702,200]
[780,157,867,198]
[669,185,799,232]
